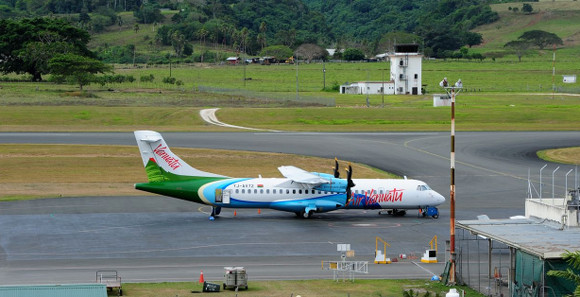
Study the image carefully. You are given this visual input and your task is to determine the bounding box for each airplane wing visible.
[277,166,330,185]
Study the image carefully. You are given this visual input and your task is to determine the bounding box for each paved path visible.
[199,108,280,132]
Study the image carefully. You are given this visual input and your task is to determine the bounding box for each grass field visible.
[0,144,395,200]
[120,279,484,297]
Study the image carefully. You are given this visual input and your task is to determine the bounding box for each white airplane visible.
[134,130,446,219]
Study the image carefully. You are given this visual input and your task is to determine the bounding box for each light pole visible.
[441,78,462,285]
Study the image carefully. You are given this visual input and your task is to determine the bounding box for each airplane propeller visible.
[333,157,340,178]
[345,163,355,204]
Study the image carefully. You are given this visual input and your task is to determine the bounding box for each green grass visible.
[119,280,484,297]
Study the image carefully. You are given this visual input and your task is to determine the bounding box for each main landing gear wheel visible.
[298,210,314,219]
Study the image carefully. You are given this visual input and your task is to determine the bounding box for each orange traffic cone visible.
[258,209,261,214]
[199,270,204,283]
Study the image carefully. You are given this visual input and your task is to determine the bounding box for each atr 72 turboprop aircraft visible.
[134,130,445,219]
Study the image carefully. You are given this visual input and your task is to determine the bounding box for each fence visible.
[197,85,336,107]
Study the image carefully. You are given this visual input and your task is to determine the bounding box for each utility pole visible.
[382,69,385,108]
[296,59,299,101]
[323,60,326,90]
[441,78,462,285]
[366,69,370,107]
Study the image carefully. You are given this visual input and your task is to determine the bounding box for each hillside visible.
[473,1,580,58]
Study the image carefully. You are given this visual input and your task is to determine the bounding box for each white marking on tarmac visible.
[411,261,437,276]
[199,108,280,132]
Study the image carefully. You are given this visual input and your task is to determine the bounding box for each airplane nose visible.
[438,193,446,204]
[432,191,446,204]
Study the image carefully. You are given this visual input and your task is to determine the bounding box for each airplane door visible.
[215,189,231,204]
[222,189,231,204]
[215,189,222,203]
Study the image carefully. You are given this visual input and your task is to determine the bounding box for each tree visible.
[0,17,92,81]
[343,48,365,61]
[134,3,164,24]
[260,45,293,61]
[547,250,580,297]
[463,31,483,48]
[48,53,112,90]
[294,43,327,63]
[504,40,531,62]
[258,21,267,50]
[522,3,533,14]
[519,30,563,50]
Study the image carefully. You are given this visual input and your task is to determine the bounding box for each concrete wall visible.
[525,198,579,227]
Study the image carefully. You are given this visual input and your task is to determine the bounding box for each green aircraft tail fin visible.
[134,130,228,183]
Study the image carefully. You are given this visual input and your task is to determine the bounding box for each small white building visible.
[340,81,395,95]
[389,44,423,95]
[563,75,577,84]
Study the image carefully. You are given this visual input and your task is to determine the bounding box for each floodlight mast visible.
[441,78,462,285]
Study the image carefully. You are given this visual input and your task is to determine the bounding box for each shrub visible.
[162,77,176,84]
[140,74,155,82]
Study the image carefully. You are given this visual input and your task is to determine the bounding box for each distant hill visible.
[472,1,580,58]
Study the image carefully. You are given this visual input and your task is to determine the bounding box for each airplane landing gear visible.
[297,209,314,219]
[209,206,221,221]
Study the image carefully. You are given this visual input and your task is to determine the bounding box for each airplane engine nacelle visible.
[311,173,347,193]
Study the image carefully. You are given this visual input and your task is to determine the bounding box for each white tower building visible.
[389,44,423,95]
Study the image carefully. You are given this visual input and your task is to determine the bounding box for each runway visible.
[1,131,579,285]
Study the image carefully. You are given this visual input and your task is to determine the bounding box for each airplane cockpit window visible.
[417,185,430,191]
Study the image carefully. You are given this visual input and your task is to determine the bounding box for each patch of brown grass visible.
[538,147,580,165]
[0,144,395,200]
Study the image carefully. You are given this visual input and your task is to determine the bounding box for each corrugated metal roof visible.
[0,284,106,297]
[457,217,580,259]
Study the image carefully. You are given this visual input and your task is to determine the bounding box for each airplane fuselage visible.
[136,177,445,214]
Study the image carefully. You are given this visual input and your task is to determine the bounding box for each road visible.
[0,131,579,285]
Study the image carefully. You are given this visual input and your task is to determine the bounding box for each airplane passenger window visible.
[254,189,257,194]
[242,189,245,194]
[286,189,290,194]
[293,189,296,194]
[260,189,264,194]
[298,190,302,194]
[266,189,270,194]
[305,190,309,194]
[273,189,276,194]
[236,189,239,194]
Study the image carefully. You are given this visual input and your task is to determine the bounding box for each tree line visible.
[1,0,501,59]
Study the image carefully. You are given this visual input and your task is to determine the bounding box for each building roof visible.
[457,217,580,259]
[0,284,107,297]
